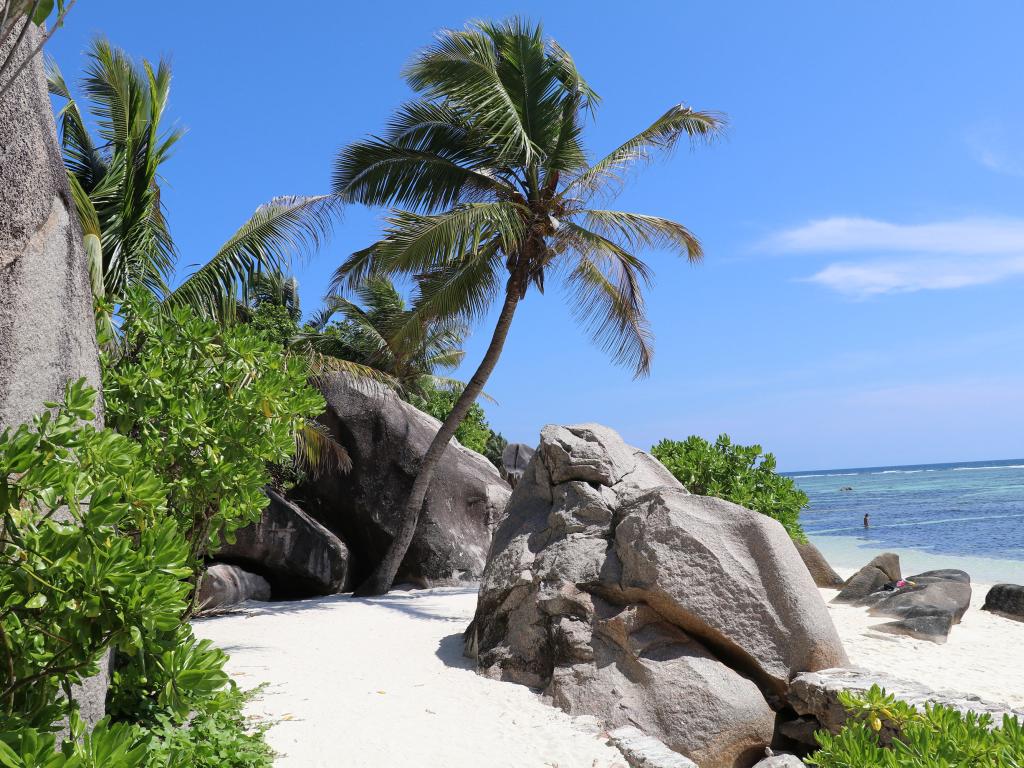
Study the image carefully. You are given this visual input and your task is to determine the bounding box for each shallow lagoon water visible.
[790,459,1024,583]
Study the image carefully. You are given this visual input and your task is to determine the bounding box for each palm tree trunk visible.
[354,277,522,596]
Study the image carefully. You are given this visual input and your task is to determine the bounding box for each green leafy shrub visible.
[145,687,274,768]
[0,380,191,731]
[651,434,808,541]
[103,294,325,574]
[0,716,151,767]
[807,685,1024,767]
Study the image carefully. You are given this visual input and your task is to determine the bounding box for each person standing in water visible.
[863,513,870,528]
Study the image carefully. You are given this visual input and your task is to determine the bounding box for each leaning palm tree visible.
[48,40,334,321]
[332,17,725,595]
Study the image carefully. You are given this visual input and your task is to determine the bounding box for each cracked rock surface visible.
[466,423,847,768]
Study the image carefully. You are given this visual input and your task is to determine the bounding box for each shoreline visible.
[810,533,1024,584]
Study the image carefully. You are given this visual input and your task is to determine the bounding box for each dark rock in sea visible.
[198,563,271,610]
[299,375,511,586]
[833,553,902,603]
[466,422,847,768]
[864,570,971,643]
[215,487,351,596]
[500,442,534,487]
[982,583,1024,621]
[797,541,845,587]
[789,667,1024,740]
[839,486,853,492]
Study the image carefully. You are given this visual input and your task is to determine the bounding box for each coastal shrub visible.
[103,294,325,577]
[651,434,808,541]
[144,687,274,768]
[0,379,191,732]
[806,685,1024,767]
[0,717,151,767]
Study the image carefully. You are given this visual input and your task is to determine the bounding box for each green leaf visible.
[24,593,47,610]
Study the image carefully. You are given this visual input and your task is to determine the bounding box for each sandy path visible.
[822,581,1024,707]
[192,587,626,768]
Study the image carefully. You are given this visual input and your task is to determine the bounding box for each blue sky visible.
[48,2,1024,470]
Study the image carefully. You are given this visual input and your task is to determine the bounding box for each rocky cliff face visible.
[466,423,848,768]
[0,24,105,726]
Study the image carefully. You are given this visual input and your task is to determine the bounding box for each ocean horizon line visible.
[783,456,1024,478]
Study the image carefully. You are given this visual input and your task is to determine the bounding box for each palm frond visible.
[568,104,725,198]
[582,209,703,262]
[294,420,351,477]
[403,19,539,165]
[373,202,526,277]
[167,195,335,316]
[560,225,654,377]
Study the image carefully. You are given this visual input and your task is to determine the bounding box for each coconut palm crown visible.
[332,17,725,594]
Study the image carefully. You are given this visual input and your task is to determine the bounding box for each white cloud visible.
[767,216,1024,255]
[805,256,1024,297]
[967,120,1024,178]
[765,216,1024,297]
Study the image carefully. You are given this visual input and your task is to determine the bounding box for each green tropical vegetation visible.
[0,379,274,766]
[807,685,1024,767]
[651,434,808,541]
[103,292,325,604]
[331,17,723,594]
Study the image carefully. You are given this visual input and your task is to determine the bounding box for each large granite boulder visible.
[789,667,1024,741]
[197,564,271,611]
[796,541,845,588]
[500,442,534,487]
[216,487,351,596]
[833,553,902,603]
[982,583,1024,621]
[466,423,847,768]
[865,569,971,643]
[1,23,106,729]
[299,375,511,586]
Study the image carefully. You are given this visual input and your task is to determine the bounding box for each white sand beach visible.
[193,577,1024,767]
[192,587,627,768]
[820,577,1024,708]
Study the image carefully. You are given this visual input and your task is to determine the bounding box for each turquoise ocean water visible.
[789,458,1024,584]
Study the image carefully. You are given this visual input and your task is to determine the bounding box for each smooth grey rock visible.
[608,727,697,768]
[788,667,1024,736]
[875,614,954,643]
[198,564,271,610]
[797,541,845,587]
[500,442,534,487]
[753,755,804,768]
[216,487,351,595]
[833,553,901,603]
[867,553,902,582]
[865,570,971,642]
[1,23,105,730]
[468,423,847,768]
[613,489,849,692]
[299,375,511,585]
[982,583,1024,621]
